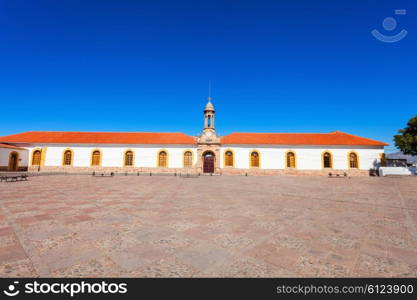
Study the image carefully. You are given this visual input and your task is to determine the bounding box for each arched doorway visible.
[8,152,19,171]
[202,151,215,173]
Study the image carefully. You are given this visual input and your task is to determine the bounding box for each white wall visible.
[24,144,197,168]
[220,145,384,170]
[0,148,29,168]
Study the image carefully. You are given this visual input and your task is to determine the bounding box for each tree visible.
[394,115,417,156]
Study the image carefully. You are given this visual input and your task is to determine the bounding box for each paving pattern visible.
[0,175,416,277]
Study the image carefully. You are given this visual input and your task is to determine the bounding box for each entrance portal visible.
[203,151,215,173]
[8,152,19,171]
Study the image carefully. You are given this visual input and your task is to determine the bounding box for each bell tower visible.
[197,96,220,173]
[199,97,219,143]
[200,81,218,142]
[203,98,215,134]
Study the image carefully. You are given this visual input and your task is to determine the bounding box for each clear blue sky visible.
[0,0,416,152]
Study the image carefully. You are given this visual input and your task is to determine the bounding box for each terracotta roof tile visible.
[221,131,388,146]
[0,131,387,146]
[0,131,196,145]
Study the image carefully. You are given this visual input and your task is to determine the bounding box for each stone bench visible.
[328,172,348,178]
[0,174,28,182]
[179,173,199,178]
[92,172,114,177]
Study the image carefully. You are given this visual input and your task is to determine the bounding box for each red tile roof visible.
[0,131,387,146]
[0,143,26,150]
[221,131,388,146]
[0,131,196,145]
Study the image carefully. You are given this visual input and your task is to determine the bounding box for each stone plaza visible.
[0,175,416,277]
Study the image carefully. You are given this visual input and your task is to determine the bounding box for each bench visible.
[179,173,199,178]
[92,172,114,177]
[328,172,348,178]
[0,174,28,182]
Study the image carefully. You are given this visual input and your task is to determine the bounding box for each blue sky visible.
[0,0,416,152]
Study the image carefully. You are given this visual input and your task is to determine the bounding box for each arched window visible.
[91,150,101,166]
[323,152,332,168]
[349,152,358,169]
[63,150,73,166]
[183,151,193,168]
[224,151,234,167]
[124,151,134,166]
[250,151,260,168]
[286,151,296,168]
[158,151,167,167]
[32,150,41,166]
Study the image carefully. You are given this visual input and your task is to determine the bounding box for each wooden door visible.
[8,152,18,171]
[203,155,215,173]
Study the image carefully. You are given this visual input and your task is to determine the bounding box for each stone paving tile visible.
[129,226,173,242]
[38,241,101,272]
[132,256,199,278]
[0,244,28,262]
[0,227,15,236]
[51,256,122,278]
[203,256,301,278]
[0,232,19,247]
[15,214,52,225]
[149,234,197,255]
[0,175,416,277]
[352,254,397,277]
[107,243,167,272]
[291,250,351,277]
[174,244,234,272]
[0,258,38,277]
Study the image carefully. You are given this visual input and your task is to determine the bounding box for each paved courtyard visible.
[0,174,416,277]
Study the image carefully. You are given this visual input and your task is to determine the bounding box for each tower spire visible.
[208,80,212,102]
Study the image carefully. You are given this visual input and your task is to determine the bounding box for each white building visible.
[0,143,29,172]
[0,100,386,175]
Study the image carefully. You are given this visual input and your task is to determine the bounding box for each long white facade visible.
[17,144,384,171]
